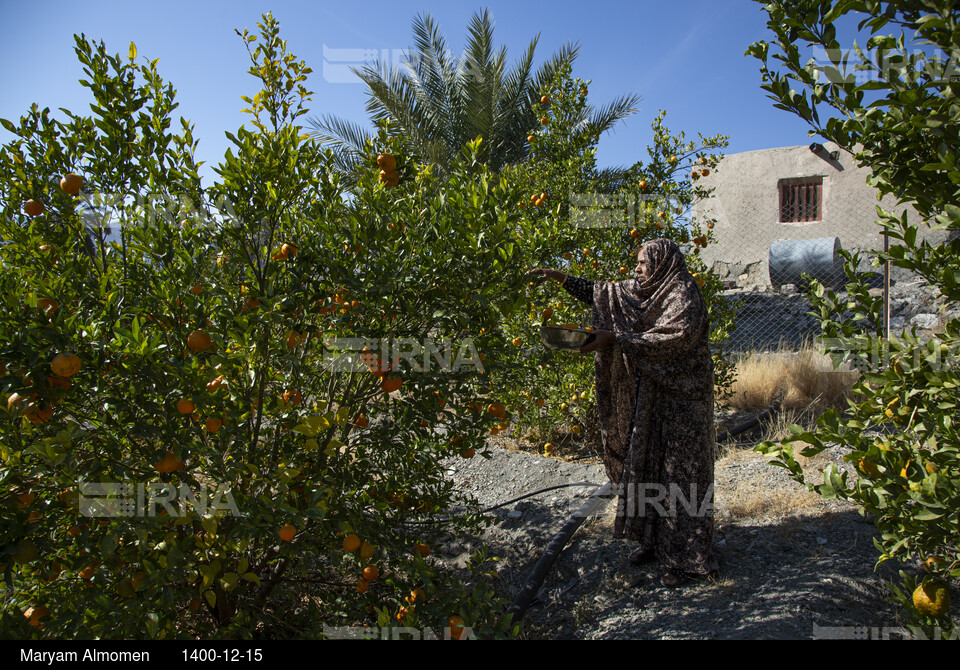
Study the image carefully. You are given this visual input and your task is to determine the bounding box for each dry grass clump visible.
[725,345,859,414]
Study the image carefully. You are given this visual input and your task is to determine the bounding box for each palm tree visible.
[308,9,641,184]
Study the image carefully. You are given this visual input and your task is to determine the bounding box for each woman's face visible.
[635,246,650,282]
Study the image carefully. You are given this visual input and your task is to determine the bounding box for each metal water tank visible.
[768,237,843,289]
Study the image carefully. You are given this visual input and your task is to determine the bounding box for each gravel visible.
[436,435,913,640]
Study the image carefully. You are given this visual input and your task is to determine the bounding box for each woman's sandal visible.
[628,547,655,565]
[661,569,718,588]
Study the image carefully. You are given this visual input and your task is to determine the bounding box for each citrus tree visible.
[1,14,528,640]
[748,0,959,637]
[490,64,736,455]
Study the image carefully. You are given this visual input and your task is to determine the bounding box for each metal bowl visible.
[540,325,596,351]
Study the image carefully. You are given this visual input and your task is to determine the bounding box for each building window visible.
[779,178,822,223]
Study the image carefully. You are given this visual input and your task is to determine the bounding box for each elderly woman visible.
[528,238,719,587]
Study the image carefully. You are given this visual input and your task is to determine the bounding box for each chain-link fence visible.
[693,142,957,356]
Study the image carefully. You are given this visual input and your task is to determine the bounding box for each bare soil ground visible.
[436,409,926,640]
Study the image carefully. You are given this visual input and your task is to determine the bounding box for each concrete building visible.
[692,141,947,291]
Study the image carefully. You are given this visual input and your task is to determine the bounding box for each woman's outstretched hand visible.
[580,329,614,354]
[526,268,565,286]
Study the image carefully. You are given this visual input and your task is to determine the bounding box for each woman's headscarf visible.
[588,239,713,488]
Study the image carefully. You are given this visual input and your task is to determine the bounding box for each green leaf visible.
[129,42,137,61]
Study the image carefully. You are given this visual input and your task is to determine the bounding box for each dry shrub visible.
[726,345,859,414]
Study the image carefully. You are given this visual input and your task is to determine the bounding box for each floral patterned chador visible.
[563,239,719,576]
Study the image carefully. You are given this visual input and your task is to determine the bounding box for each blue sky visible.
[1,0,836,183]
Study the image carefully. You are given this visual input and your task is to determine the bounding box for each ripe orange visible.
[512,337,522,346]
[206,375,224,393]
[356,577,369,594]
[540,94,549,104]
[186,330,211,352]
[701,169,710,176]
[155,451,184,473]
[638,179,648,190]
[619,267,628,274]
[279,524,296,542]
[50,353,81,378]
[176,398,196,414]
[24,605,51,627]
[362,565,379,582]
[540,116,549,126]
[381,376,402,393]
[449,615,465,640]
[359,541,375,560]
[377,153,397,171]
[413,543,430,557]
[487,402,506,419]
[527,134,535,143]
[286,330,304,348]
[23,200,44,217]
[343,534,361,553]
[282,389,302,406]
[205,418,223,433]
[60,173,83,195]
[913,580,950,617]
[354,413,369,429]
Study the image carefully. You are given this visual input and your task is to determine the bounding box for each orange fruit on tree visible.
[343,534,361,553]
[408,588,426,604]
[205,417,223,433]
[413,543,430,557]
[527,134,535,143]
[359,541,375,560]
[362,565,379,582]
[155,451,184,473]
[913,580,950,617]
[357,577,369,594]
[540,94,549,104]
[540,116,549,125]
[448,615,465,640]
[282,389,302,406]
[176,398,195,414]
[206,375,224,393]
[186,330,211,352]
[50,353,81,378]
[60,173,83,195]
[619,267,628,275]
[353,413,369,428]
[381,375,402,393]
[23,200,44,217]
[27,403,53,424]
[24,605,51,627]
[377,153,397,171]
[279,524,296,542]
[286,330,304,348]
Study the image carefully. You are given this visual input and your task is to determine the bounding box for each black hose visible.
[400,481,602,525]
[505,482,615,622]
[715,389,785,444]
